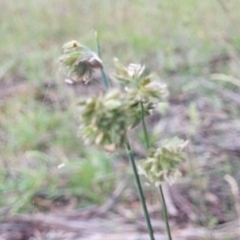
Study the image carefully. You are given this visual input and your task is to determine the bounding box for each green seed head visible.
[58,40,103,84]
[138,137,188,186]
[78,89,128,153]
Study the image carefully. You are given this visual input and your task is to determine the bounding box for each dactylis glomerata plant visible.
[58,38,188,240]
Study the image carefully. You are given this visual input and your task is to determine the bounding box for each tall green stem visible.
[100,68,110,89]
[140,101,150,149]
[159,185,173,240]
[95,30,110,88]
[96,33,154,239]
[140,101,173,240]
[126,141,155,240]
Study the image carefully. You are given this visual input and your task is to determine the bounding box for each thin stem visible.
[140,101,150,149]
[159,186,173,240]
[125,141,155,240]
[95,30,110,88]
[140,101,173,240]
[100,68,110,89]
[97,36,154,239]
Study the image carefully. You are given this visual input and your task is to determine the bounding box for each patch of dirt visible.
[1,210,239,240]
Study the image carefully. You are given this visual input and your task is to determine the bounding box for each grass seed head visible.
[138,137,188,186]
[78,89,128,153]
[58,40,103,84]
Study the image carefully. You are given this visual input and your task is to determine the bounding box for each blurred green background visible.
[1,0,240,223]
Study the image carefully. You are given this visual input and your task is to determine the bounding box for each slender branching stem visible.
[140,101,150,149]
[159,185,173,240]
[100,68,110,88]
[126,141,155,240]
[96,34,154,240]
[95,30,110,88]
[140,101,173,240]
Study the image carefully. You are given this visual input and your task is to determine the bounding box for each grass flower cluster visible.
[113,58,169,103]
[59,40,103,83]
[58,38,188,240]
[138,137,188,186]
[78,89,128,153]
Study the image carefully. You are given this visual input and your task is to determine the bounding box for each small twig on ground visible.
[6,214,104,232]
[97,177,129,215]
